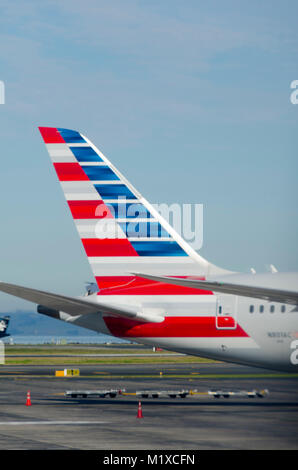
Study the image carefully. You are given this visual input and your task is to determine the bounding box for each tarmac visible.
[0,361,297,451]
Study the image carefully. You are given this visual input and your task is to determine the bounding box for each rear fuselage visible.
[68,272,298,373]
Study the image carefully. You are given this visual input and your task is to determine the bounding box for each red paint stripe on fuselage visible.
[96,276,213,295]
[103,316,248,338]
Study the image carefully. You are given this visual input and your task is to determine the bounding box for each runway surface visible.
[0,361,297,450]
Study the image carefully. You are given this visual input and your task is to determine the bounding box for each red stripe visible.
[96,276,213,295]
[53,163,90,181]
[68,201,114,219]
[38,127,65,144]
[103,316,248,338]
[82,238,139,257]
[217,317,236,328]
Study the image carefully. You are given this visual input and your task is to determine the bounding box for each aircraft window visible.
[281,305,286,313]
[249,305,254,313]
[270,305,275,313]
[259,305,264,313]
[218,306,222,314]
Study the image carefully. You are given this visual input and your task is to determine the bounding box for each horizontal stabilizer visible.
[0,282,164,323]
[134,274,298,305]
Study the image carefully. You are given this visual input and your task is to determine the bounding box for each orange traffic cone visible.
[26,390,31,406]
[137,401,143,418]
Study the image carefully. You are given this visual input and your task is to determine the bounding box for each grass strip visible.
[4,356,215,366]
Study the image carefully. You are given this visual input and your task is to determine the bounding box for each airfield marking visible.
[0,372,297,380]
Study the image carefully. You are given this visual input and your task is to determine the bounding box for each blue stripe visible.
[58,128,86,143]
[82,165,119,181]
[70,146,103,162]
[130,241,187,256]
[118,222,170,238]
[106,203,153,219]
[95,184,137,199]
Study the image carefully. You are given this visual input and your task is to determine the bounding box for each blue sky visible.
[0,0,297,311]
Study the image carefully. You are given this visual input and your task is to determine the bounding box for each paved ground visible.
[0,362,297,450]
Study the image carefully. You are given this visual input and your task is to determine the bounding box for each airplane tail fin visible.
[38,127,228,295]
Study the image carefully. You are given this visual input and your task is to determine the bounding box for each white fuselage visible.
[66,272,298,373]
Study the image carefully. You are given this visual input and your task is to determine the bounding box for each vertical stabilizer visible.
[39,127,229,296]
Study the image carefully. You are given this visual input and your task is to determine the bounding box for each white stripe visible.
[46,143,73,154]
[65,193,101,201]
[100,199,139,203]
[90,257,195,264]
[127,237,173,241]
[74,217,156,223]
[46,144,77,162]
[78,162,107,166]
[115,218,157,222]
[89,180,123,185]
[76,219,126,239]
[89,257,206,277]
[67,143,90,147]
[60,181,101,201]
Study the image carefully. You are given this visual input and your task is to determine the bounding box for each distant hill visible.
[0,310,98,336]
